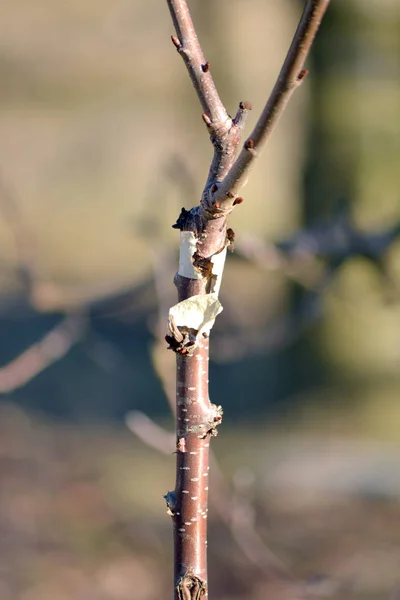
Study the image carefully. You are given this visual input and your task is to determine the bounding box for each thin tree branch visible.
[167,0,252,215]
[166,0,228,127]
[215,0,330,206]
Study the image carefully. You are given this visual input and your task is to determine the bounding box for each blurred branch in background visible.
[219,202,400,361]
[0,311,86,394]
[0,167,149,392]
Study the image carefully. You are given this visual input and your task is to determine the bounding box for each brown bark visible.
[172,344,216,595]
[164,1,331,598]
[170,221,225,598]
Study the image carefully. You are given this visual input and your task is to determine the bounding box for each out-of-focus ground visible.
[1,403,400,600]
[1,0,400,598]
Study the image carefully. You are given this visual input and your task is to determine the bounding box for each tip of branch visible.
[171,35,181,50]
[201,61,210,73]
[233,101,252,128]
[297,68,309,81]
[244,138,257,156]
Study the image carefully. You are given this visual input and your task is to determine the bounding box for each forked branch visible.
[168,0,330,214]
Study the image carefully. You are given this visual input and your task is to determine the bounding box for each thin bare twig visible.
[167,0,252,215]
[166,0,228,126]
[216,0,330,206]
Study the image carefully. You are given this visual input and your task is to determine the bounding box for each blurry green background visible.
[0,0,400,599]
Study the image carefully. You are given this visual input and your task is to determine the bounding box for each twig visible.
[167,0,252,214]
[166,0,227,126]
[0,312,86,394]
[215,0,330,207]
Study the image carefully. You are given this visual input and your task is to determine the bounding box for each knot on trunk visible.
[172,206,203,234]
[176,570,207,599]
[165,325,198,356]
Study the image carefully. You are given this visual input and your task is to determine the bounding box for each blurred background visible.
[0,0,400,598]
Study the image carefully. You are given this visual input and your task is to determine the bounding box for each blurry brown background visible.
[0,0,400,598]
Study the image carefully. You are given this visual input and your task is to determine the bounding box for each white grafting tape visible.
[169,293,223,336]
[178,231,227,295]
[178,231,202,280]
[210,247,227,295]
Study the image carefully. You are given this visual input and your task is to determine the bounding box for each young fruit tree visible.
[163,1,330,598]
